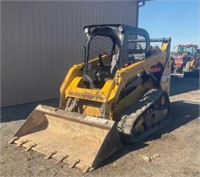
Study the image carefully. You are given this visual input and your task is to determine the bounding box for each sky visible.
[139,0,199,51]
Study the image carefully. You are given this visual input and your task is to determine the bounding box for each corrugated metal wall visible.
[1,1,138,107]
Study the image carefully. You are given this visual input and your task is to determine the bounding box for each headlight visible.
[119,26,123,32]
[84,27,89,34]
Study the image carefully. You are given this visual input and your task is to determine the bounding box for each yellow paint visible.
[113,79,154,116]
[82,105,101,117]
[190,59,195,68]
[114,85,144,115]
[59,41,170,119]
[161,42,168,52]
[59,64,83,108]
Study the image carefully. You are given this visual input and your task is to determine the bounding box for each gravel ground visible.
[1,75,200,177]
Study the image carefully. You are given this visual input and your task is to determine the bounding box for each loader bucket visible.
[9,105,122,172]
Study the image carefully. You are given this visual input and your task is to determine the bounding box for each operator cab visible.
[177,44,198,57]
[82,24,150,88]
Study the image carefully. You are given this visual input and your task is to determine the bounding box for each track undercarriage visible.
[118,89,171,143]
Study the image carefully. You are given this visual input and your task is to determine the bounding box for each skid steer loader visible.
[9,24,171,172]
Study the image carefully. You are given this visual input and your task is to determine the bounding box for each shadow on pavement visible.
[1,99,59,122]
[170,75,199,96]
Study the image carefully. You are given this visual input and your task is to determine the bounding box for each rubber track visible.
[117,89,171,143]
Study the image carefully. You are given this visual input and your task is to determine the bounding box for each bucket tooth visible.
[56,155,69,163]
[16,140,28,146]
[45,151,57,159]
[9,136,19,144]
[82,166,92,173]
[25,143,37,151]
[68,159,80,168]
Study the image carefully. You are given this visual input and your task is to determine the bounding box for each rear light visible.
[175,60,183,64]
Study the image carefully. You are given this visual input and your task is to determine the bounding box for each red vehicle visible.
[171,44,199,73]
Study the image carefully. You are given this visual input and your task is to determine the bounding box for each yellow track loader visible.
[10,24,171,172]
